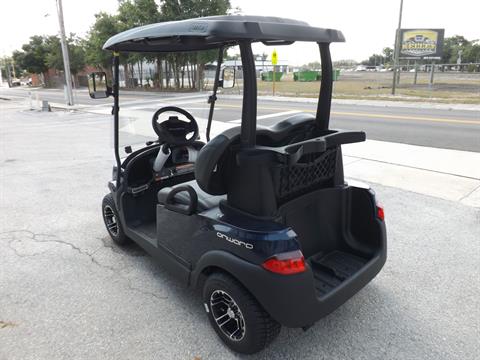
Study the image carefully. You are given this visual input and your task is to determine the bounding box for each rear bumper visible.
[194,221,387,328]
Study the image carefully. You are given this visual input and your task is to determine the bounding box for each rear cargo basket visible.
[273,147,337,204]
[309,251,368,297]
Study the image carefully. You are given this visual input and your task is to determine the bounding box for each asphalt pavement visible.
[1,86,479,152]
[1,94,479,359]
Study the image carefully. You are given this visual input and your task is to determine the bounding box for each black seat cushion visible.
[157,180,226,212]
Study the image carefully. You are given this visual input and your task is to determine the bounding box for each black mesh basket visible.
[273,147,338,203]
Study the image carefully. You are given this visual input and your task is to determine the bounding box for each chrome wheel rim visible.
[210,290,246,341]
[103,205,118,237]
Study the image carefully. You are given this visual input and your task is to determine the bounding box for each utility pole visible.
[56,0,74,105]
[391,0,404,95]
[6,62,12,88]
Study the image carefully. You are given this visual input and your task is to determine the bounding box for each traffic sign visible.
[271,49,278,65]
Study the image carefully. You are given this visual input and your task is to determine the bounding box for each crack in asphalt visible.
[1,230,168,301]
[98,235,147,257]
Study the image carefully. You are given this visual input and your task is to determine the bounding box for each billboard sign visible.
[399,29,445,59]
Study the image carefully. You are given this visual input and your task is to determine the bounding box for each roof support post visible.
[316,43,333,130]
[239,41,257,148]
[113,52,121,185]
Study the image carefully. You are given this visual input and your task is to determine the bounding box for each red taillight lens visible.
[377,205,385,221]
[262,250,306,275]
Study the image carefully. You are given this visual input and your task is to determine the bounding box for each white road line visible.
[89,93,208,108]
[228,110,301,123]
[128,97,208,110]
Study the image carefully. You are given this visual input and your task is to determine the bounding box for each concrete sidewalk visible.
[343,140,480,207]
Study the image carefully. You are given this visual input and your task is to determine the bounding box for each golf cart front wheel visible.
[203,272,280,354]
[102,194,130,245]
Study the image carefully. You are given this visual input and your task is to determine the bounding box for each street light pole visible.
[56,0,74,105]
[391,0,404,95]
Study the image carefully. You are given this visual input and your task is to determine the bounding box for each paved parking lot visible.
[1,100,479,359]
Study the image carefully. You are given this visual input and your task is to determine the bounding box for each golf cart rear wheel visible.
[102,194,130,245]
[203,272,280,354]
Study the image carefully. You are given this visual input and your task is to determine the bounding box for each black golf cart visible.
[90,15,387,354]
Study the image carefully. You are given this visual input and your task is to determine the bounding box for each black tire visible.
[203,272,281,354]
[102,193,131,245]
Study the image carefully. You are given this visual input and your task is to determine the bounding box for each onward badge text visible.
[399,28,445,59]
[216,232,254,250]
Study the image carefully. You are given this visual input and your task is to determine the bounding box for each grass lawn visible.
[253,72,480,104]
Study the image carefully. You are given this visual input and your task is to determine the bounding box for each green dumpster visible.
[294,70,320,82]
[261,71,283,81]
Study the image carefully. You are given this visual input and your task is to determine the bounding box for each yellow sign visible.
[271,49,278,65]
[400,29,444,58]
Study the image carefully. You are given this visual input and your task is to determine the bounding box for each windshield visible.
[117,47,242,156]
[118,93,212,155]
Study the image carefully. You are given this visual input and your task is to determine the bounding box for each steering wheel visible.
[152,106,199,146]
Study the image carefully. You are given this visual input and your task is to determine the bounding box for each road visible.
[1,97,479,359]
[1,86,479,152]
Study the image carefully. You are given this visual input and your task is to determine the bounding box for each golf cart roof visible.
[103,15,345,52]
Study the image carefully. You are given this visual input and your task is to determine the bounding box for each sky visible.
[1,0,479,64]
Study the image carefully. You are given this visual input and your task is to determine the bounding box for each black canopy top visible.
[103,15,345,52]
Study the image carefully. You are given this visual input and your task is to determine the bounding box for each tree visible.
[118,0,161,87]
[118,0,160,29]
[382,47,393,65]
[1,56,23,85]
[45,35,86,75]
[463,40,480,64]
[361,54,384,66]
[85,12,122,73]
[441,35,480,65]
[13,35,87,86]
[13,36,49,77]
[8,54,23,78]
[69,39,87,75]
[442,35,471,63]
[160,0,232,89]
[84,0,232,90]
[161,0,231,19]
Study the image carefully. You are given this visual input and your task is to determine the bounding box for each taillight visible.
[262,250,306,275]
[377,204,385,221]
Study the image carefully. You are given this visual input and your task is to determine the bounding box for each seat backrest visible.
[194,126,241,195]
[195,113,345,217]
[195,113,317,196]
